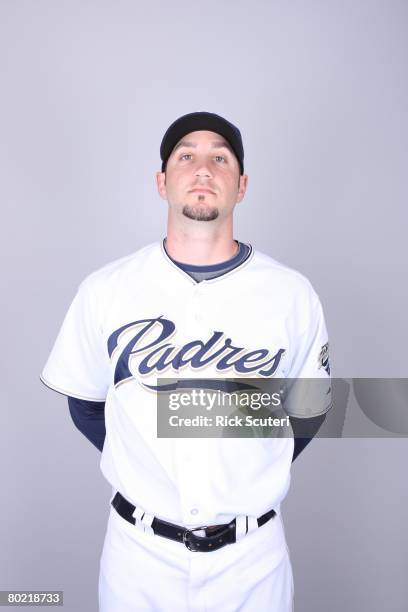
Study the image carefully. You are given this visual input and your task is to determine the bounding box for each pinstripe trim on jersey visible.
[39,374,107,402]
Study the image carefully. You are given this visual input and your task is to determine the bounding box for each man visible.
[40,111,331,611]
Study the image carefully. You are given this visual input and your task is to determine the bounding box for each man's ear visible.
[156,171,167,200]
[237,174,248,203]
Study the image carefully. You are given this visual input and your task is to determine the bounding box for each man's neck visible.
[164,234,238,266]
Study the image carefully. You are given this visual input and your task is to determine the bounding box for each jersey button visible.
[190,508,199,516]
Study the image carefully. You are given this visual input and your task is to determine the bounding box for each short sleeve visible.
[283,288,332,418]
[40,278,111,401]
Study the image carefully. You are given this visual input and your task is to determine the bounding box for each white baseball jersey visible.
[40,240,331,528]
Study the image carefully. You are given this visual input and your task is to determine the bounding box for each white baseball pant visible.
[98,503,294,611]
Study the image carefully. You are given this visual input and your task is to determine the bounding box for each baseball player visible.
[40,111,332,611]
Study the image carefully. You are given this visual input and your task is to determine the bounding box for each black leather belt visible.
[111,491,276,552]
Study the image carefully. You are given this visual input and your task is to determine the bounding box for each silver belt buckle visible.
[182,526,208,551]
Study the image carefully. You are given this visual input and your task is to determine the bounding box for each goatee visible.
[182,205,219,222]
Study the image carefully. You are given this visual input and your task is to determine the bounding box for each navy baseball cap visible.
[160,111,244,175]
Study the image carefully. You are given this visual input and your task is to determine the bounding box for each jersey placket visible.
[172,280,214,526]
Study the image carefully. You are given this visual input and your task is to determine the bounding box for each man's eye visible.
[179,154,226,163]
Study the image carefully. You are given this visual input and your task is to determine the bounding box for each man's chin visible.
[182,205,219,222]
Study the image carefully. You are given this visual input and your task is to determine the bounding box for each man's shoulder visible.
[79,241,162,291]
[249,247,318,297]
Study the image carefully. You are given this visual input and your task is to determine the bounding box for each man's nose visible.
[195,165,212,178]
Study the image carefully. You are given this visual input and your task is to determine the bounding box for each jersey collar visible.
[160,238,253,285]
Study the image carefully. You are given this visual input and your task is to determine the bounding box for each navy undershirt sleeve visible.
[289,413,327,462]
[67,396,106,452]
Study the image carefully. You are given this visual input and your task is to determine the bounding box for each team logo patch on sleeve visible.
[318,342,330,375]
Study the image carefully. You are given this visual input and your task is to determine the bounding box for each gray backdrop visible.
[1,1,407,611]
